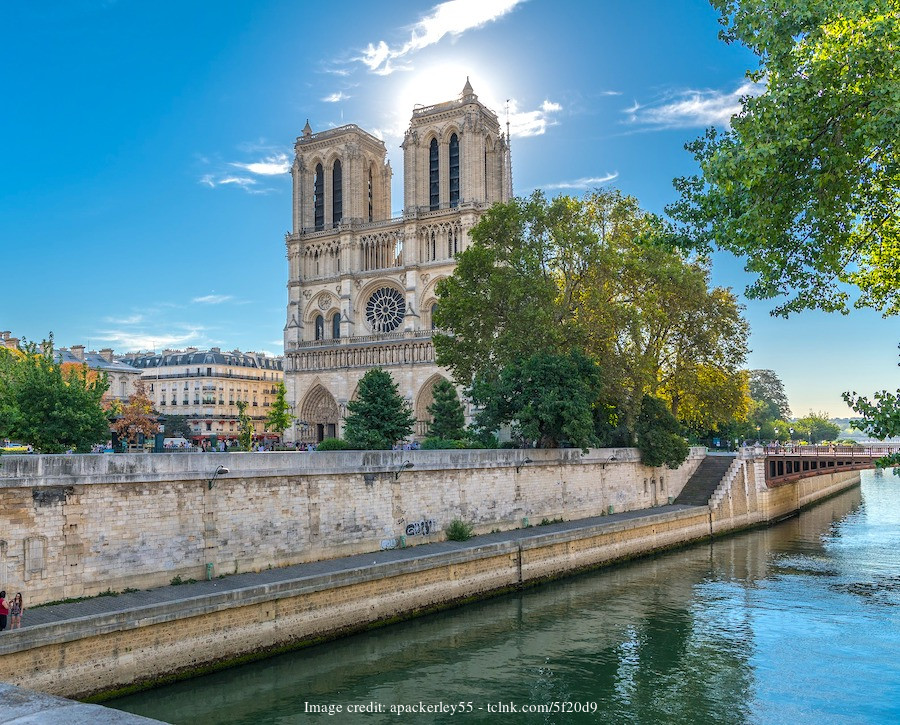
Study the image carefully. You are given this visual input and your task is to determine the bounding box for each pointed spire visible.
[462,76,475,99]
[302,119,312,137]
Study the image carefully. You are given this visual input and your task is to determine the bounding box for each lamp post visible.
[515,457,533,473]
[207,465,229,490]
[601,455,617,470]
[394,460,414,480]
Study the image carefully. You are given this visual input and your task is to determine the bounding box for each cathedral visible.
[283,80,512,444]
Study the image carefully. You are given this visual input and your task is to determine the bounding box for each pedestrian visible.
[9,592,23,629]
[0,591,8,632]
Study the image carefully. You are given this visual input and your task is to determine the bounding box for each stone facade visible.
[55,345,142,402]
[120,348,283,443]
[283,80,512,443]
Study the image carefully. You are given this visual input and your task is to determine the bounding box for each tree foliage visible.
[111,380,158,446]
[634,395,690,469]
[668,0,900,317]
[749,369,792,420]
[235,400,254,451]
[435,189,750,441]
[470,351,601,450]
[343,368,414,450]
[162,414,193,439]
[426,379,467,441]
[0,338,110,453]
[265,381,294,438]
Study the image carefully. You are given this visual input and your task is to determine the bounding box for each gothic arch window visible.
[332,159,343,226]
[429,137,439,210]
[449,133,460,207]
[315,314,324,341]
[314,163,324,231]
[368,165,374,222]
[332,312,341,339]
[431,303,439,329]
[366,287,406,333]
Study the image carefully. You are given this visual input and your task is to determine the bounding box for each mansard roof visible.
[121,349,283,371]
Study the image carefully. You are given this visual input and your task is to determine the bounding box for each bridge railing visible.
[761,444,900,486]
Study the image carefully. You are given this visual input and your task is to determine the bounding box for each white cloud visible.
[507,97,563,137]
[104,313,144,325]
[625,80,761,129]
[200,174,257,190]
[192,295,234,304]
[543,172,619,190]
[322,91,351,103]
[95,328,207,354]
[357,0,526,75]
[230,153,291,175]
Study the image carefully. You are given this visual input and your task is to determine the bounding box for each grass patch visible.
[539,517,564,526]
[33,588,119,609]
[170,576,198,586]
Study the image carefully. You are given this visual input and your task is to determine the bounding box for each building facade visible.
[121,348,283,443]
[283,80,511,444]
[55,346,143,402]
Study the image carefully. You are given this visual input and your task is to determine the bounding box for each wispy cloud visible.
[200,174,258,190]
[229,152,290,176]
[95,327,208,354]
[322,91,351,103]
[508,98,563,137]
[543,172,619,190]
[192,295,234,304]
[625,80,761,129]
[357,0,526,75]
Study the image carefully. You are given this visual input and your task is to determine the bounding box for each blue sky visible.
[2,0,896,416]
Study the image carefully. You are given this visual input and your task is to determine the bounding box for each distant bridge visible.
[763,444,900,486]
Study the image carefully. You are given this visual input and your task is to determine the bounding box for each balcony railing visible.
[287,329,438,350]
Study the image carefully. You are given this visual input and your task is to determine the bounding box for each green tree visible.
[749,370,792,421]
[435,189,750,435]
[634,395,690,469]
[426,379,466,440]
[470,351,601,450]
[844,388,900,470]
[161,414,193,439]
[235,400,254,451]
[0,338,110,453]
[795,411,841,444]
[265,381,294,440]
[668,0,900,317]
[343,368,414,450]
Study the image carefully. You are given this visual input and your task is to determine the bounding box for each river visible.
[108,470,900,724]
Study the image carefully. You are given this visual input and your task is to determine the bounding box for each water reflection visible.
[111,474,900,724]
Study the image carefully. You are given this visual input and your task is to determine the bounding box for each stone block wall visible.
[0,448,705,604]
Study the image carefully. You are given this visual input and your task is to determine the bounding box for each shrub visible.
[445,518,474,541]
[635,395,689,469]
[315,437,355,451]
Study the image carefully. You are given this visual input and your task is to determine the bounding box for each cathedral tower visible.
[283,80,511,444]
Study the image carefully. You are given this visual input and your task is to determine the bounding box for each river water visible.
[109,471,900,724]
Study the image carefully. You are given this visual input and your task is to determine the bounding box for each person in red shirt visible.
[0,591,8,631]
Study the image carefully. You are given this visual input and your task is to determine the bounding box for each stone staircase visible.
[674,454,737,506]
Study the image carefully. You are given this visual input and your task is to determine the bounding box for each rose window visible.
[366,287,406,333]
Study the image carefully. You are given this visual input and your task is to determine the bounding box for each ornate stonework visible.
[283,80,512,444]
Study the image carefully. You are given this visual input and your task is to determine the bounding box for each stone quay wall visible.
[0,447,705,605]
[0,452,860,700]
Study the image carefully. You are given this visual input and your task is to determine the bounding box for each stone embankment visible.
[0,448,860,700]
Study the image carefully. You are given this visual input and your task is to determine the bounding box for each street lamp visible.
[208,465,229,490]
[515,457,533,473]
[601,455,617,470]
[394,460,414,480]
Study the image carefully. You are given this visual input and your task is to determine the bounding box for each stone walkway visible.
[20,503,698,630]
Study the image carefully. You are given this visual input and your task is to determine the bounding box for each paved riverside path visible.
[20,503,700,631]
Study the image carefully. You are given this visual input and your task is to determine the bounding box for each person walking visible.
[0,591,8,632]
[9,593,23,629]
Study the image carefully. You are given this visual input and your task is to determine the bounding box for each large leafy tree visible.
[162,414,193,439]
[749,369,792,421]
[235,400,254,451]
[436,189,750,435]
[265,381,294,440]
[426,379,466,441]
[470,351,601,450]
[343,368,414,450]
[0,339,109,453]
[794,411,841,444]
[635,395,690,469]
[668,0,900,317]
